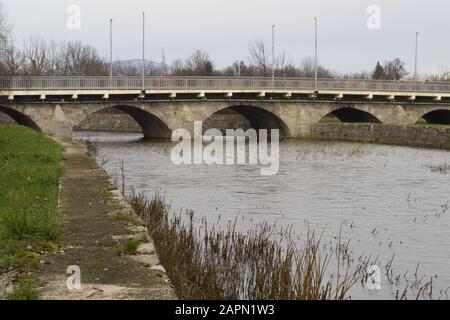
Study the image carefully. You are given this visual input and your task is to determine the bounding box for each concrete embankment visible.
[38,139,176,300]
[310,123,450,150]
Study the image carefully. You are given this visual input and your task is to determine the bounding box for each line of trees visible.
[1,3,449,81]
[168,42,335,78]
[1,36,107,76]
[371,59,408,80]
[0,4,107,76]
[162,43,414,81]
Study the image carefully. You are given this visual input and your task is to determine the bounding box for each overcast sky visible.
[2,0,449,74]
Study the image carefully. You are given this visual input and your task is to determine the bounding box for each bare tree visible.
[0,2,10,48]
[297,57,334,78]
[60,41,107,76]
[299,57,315,77]
[21,36,51,75]
[113,59,163,76]
[344,71,372,80]
[275,52,299,77]
[384,58,408,81]
[16,36,107,76]
[223,60,242,76]
[170,58,184,75]
[425,67,450,82]
[0,2,15,77]
[247,40,270,76]
[1,44,23,75]
[184,50,215,75]
[46,41,64,75]
[224,60,258,77]
[171,50,215,76]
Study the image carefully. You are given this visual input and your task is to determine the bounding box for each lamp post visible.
[109,19,113,83]
[141,12,145,96]
[314,17,318,93]
[414,32,419,84]
[272,24,276,91]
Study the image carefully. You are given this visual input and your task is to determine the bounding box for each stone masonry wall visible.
[0,112,15,125]
[74,108,251,133]
[74,113,142,133]
[310,123,450,150]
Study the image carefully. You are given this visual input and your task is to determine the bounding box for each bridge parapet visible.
[0,76,449,103]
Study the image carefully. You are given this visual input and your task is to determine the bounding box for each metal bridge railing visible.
[0,76,449,93]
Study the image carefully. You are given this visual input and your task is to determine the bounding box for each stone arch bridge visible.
[1,76,450,139]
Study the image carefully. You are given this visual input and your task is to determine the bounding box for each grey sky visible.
[3,0,449,74]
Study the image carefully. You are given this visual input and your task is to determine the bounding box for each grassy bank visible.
[0,125,64,299]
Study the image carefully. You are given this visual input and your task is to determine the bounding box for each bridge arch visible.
[415,109,450,125]
[0,106,42,131]
[319,107,382,124]
[202,104,292,138]
[76,105,172,140]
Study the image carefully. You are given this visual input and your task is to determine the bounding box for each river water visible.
[74,131,450,300]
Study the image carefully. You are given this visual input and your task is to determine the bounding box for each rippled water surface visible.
[74,131,450,299]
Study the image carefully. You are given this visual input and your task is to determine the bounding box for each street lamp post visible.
[414,32,419,85]
[109,19,113,80]
[141,12,146,96]
[314,17,318,94]
[272,24,276,91]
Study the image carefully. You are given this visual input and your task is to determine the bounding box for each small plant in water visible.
[426,163,450,174]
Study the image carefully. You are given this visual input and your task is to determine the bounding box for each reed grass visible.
[129,192,359,300]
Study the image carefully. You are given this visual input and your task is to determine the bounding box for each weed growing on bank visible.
[130,191,446,300]
[6,276,40,300]
[129,192,359,300]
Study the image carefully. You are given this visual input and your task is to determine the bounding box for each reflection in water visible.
[74,131,450,300]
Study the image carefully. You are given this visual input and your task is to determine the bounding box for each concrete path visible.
[39,139,176,300]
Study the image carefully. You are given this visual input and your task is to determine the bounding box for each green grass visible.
[6,277,40,300]
[0,125,64,299]
[117,238,142,256]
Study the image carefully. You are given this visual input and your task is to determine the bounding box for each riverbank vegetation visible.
[426,163,450,174]
[129,192,361,300]
[0,125,64,299]
[128,190,445,300]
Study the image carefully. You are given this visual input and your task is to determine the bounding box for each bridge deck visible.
[1,77,449,102]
